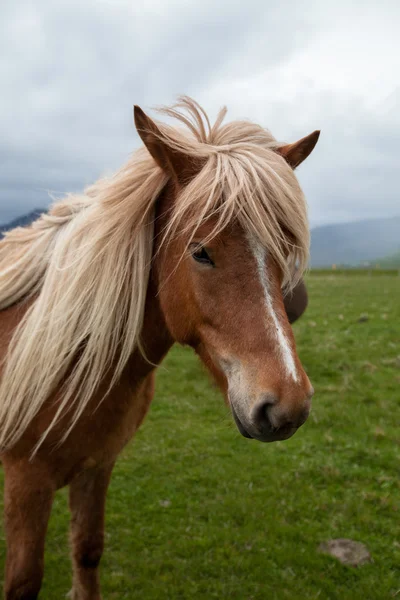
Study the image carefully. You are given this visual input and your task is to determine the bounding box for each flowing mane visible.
[0,97,309,452]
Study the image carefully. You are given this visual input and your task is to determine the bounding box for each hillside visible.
[310,216,400,267]
[377,249,400,268]
[0,209,44,237]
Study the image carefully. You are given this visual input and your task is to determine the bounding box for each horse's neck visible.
[125,269,174,384]
[131,182,176,372]
[125,183,176,382]
[0,263,174,397]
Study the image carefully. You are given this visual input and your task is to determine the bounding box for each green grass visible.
[310,268,399,276]
[1,275,400,599]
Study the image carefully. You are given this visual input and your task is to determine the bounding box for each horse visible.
[0,97,319,599]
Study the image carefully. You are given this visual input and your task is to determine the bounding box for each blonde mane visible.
[0,97,309,452]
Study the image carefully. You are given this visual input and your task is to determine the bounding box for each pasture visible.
[1,273,399,599]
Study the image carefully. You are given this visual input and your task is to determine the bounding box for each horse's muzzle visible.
[231,403,302,443]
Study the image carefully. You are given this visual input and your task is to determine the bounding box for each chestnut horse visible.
[0,98,319,599]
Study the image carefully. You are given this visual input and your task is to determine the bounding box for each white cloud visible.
[0,0,399,226]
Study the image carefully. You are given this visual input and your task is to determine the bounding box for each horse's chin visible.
[231,405,253,438]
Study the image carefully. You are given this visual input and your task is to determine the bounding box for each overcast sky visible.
[0,0,399,227]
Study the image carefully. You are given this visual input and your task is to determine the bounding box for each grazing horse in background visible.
[0,97,319,600]
[285,277,309,325]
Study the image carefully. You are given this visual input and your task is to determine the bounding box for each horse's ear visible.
[134,105,203,184]
[276,130,320,169]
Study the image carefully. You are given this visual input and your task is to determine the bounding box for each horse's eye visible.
[191,245,214,266]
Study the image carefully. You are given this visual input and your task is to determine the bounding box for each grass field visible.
[1,274,399,599]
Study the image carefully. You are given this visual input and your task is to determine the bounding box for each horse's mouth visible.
[231,405,298,443]
[231,405,253,439]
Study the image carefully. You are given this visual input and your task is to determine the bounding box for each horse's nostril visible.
[252,394,277,432]
[262,393,278,408]
[252,393,311,433]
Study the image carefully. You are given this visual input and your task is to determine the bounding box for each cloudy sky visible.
[0,0,399,227]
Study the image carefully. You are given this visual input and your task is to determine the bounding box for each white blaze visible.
[248,237,298,382]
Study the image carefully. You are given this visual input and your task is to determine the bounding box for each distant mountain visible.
[0,209,45,237]
[310,216,400,267]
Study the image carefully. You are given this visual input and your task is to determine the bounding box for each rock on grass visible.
[318,539,371,567]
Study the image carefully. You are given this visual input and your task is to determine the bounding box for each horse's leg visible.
[3,460,55,600]
[69,463,114,600]
[69,373,155,599]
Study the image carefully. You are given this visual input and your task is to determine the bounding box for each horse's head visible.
[135,102,319,443]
